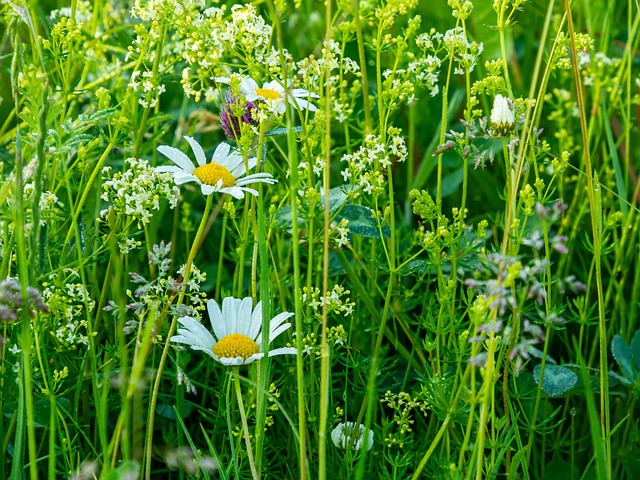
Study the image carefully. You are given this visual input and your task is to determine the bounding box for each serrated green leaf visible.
[611,334,636,380]
[534,364,578,397]
[337,204,390,238]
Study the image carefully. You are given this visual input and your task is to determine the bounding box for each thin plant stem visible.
[234,371,260,480]
[144,193,214,480]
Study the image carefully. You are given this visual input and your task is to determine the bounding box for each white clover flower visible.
[215,75,319,114]
[156,137,276,199]
[490,94,515,136]
[331,422,374,451]
[170,296,297,366]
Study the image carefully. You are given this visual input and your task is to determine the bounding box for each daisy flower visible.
[156,137,276,199]
[170,296,297,366]
[215,74,319,114]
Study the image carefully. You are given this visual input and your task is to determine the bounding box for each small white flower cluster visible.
[178,4,273,101]
[578,50,622,91]
[302,285,355,318]
[128,70,166,109]
[333,218,350,248]
[42,273,95,351]
[101,157,178,225]
[407,54,442,98]
[419,27,483,77]
[340,131,407,195]
[49,0,92,22]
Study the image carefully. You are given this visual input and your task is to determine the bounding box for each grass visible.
[1,0,640,478]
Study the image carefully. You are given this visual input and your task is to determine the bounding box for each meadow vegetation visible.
[1,0,640,478]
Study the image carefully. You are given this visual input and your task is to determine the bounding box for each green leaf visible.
[631,329,640,371]
[533,364,578,397]
[337,204,390,238]
[440,168,463,198]
[104,461,140,480]
[611,334,636,380]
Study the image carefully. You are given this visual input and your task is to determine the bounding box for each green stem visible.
[144,194,213,480]
[235,371,259,480]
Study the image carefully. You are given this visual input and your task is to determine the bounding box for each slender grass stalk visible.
[564,2,610,476]
[234,371,260,480]
[318,1,334,478]
[254,124,271,476]
[13,127,39,480]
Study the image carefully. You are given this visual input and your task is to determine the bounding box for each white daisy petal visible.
[269,322,292,343]
[237,187,258,197]
[222,297,238,334]
[268,347,298,357]
[244,353,265,364]
[219,356,245,366]
[211,142,231,165]
[236,297,253,336]
[207,299,226,340]
[201,184,215,195]
[269,312,295,335]
[225,187,247,199]
[154,165,184,174]
[176,175,199,185]
[184,136,207,166]
[248,301,263,341]
[157,145,195,173]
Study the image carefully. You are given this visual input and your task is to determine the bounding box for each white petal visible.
[267,347,297,357]
[269,312,295,335]
[223,151,245,173]
[236,297,253,336]
[248,301,263,341]
[184,136,207,166]
[207,299,226,340]
[243,353,265,365]
[214,76,231,84]
[235,173,276,186]
[200,184,216,195]
[269,322,292,343]
[157,145,195,173]
[292,88,319,99]
[175,174,199,185]
[155,165,184,174]
[222,296,238,334]
[238,187,258,197]
[240,77,260,97]
[219,356,245,366]
[212,142,231,166]
[222,187,247,199]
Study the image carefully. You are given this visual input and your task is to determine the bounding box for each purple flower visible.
[220,91,259,140]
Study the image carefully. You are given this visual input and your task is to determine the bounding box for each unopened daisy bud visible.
[490,94,514,136]
[220,91,259,140]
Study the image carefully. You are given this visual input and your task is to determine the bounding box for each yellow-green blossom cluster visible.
[381,391,429,449]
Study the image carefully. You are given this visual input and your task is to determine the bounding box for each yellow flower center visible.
[193,162,236,187]
[255,88,282,101]
[213,333,260,360]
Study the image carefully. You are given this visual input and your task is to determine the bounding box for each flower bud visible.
[490,94,514,136]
